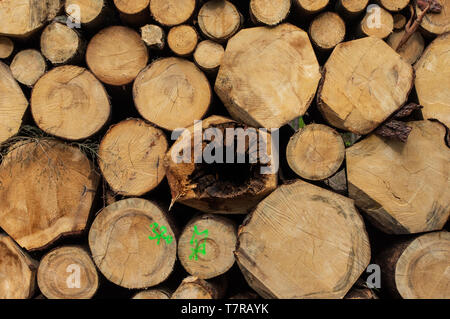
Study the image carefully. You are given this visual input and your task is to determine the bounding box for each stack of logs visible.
[0,0,449,299]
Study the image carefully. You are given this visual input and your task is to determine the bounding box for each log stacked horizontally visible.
[0,0,449,301]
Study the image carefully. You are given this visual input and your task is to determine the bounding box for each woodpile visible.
[0,0,448,300]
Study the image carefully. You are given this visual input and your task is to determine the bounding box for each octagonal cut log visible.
[317,37,413,135]
[215,23,321,129]
[347,121,450,234]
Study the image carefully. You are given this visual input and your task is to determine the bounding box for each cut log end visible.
[377,0,409,12]
[250,0,291,26]
[194,40,224,73]
[287,124,345,181]
[65,0,105,25]
[89,198,176,289]
[141,24,165,50]
[133,57,211,131]
[0,234,38,299]
[37,246,99,299]
[40,22,84,65]
[0,36,14,58]
[171,276,224,299]
[393,14,406,30]
[11,49,47,87]
[198,0,243,42]
[309,12,346,50]
[133,289,171,299]
[150,0,196,27]
[387,31,425,65]
[360,5,394,39]
[417,1,450,36]
[98,119,168,196]
[294,0,329,14]
[178,214,237,279]
[31,65,110,140]
[114,0,149,15]
[337,0,369,17]
[167,25,198,57]
[86,26,148,86]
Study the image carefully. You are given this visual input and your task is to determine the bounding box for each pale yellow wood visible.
[417,0,450,35]
[215,23,321,129]
[387,31,425,64]
[236,180,371,298]
[37,246,99,299]
[86,26,148,86]
[65,0,104,24]
[114,0,149,14]
[10,49,46,87]
[250,0,291,26]
[0,36,13,58]
[141,24,165,50]
[0,234,38,299]
[377,0,409,12]
[98,118,168,196]
[133,289,171,299]
[286,124,345,181]
[309,12,346,50]
[167,25,198,56]
[415,33,450,128]
[393,13,406,30]
[0,139,99,250]
[89,198,176,289]
[338,0,369,15]
[347,121,450,234]
[198,0,242,42]
[0,0,61,37]
[150,0,196,27]
[360,5,393,39]
[178,214,237,279]
[194,40,224,73]
[133,57,211,131]
[0,61,28,145]
[41,22,82,65]
[396,231,450,299]
[31,65,110,140]
[318,37,413,134]
[171,276,223,299]
[164,115,278,214]
[294,0,329,13]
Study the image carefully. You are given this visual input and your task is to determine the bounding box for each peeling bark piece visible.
[37,246,99,299]
[0,61,28,145]
[31,65,111,141]
[215,23,321,129]
[0,139,99,250]
[375,120,412,142]
[415,33,450,128]
[89,198,176,289]
[416,0,450,35]
[376,231,450,299]
[0,234,38,299]
[171,276,225,299]
[178,214,237,279]
[98,118,168,196]
[236,180,371,299]
[347,120,450,234]
[317,37,414,135]
[0,0,61,38]
[387,30,425,64]
[164,116,278,214]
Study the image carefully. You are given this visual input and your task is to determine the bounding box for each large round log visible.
[0,234,38,299]
[133,57,211,131]
[215,23,321,129]
[347,120,450,234]
[317,37,413,135]
[98,118,168,196]
[164,116,278,214]
[89,198,176,289]
[0,139,99,250]
[37,246,99,299]
[31,65,111,141]
[236,180,371,298]
[415,33,450,128]
[86,26,148,86]
[376,231,450,299]
[0,61,28,145]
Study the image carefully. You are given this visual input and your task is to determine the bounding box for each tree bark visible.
[133,57,211,131]
[235,180,371,298]
[89,198,177,289]
[0,139,99,251]
[0,234,38,299]
[286,124,345,181]
[98,118,168,196]
[31,65,111,141]
[37,246,99,299]
[10,49,47,87]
